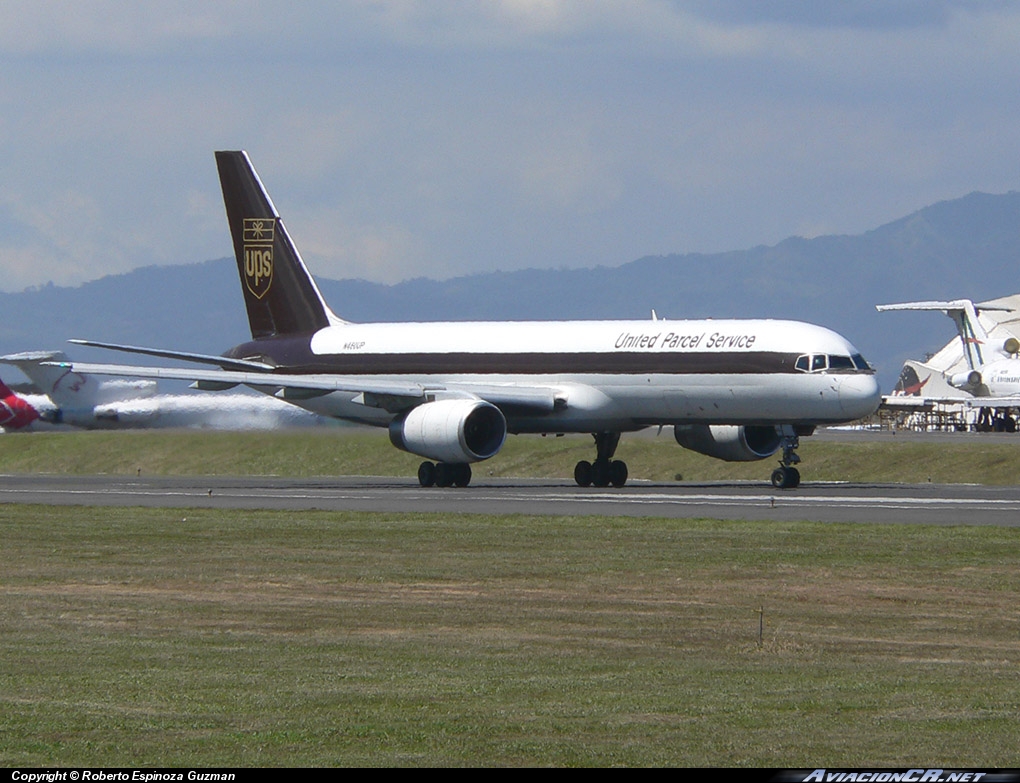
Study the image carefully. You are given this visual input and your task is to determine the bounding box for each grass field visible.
[3,428,1020,484]
[2,430,1019,766]
[2,504,1019,767]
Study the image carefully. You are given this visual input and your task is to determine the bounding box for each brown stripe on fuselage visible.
[228,338,805,375]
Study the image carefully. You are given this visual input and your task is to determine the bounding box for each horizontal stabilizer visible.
[876,300,1012,313]
[0,350,69,364]
[877,299,1013,373]
[68,339,275,372]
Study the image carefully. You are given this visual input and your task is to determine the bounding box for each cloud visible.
[0,2,241,55]
[0,1,1019,292]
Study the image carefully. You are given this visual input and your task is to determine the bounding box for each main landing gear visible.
[574,431,628,488]
[418,461,472,488]
[770,427,801,489]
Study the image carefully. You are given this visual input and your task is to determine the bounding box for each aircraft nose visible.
[838,374,882,419]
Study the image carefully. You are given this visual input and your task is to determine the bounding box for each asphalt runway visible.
[2,473,1019,525]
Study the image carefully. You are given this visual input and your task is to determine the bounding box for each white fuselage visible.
[275,317,880,431]
[1,391,329,432]
[974,359,1020,398]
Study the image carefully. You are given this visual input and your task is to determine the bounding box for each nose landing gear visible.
[770,427,801,489]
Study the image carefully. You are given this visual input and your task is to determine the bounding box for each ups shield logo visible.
[243,218,275,299]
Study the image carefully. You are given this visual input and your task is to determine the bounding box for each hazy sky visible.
[1,0,1017,292]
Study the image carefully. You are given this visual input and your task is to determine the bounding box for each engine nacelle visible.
[949,370,982,390]
[673,424,782,462]
[389,399,507,463]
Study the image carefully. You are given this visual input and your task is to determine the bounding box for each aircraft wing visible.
[45,361,561,414]
[961,397,1020,409]
[881,394,1020,410]
[879,395,952,411]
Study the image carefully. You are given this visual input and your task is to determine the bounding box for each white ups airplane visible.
[55,151,880,489]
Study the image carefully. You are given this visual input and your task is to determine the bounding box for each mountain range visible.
[2,189,1019,392]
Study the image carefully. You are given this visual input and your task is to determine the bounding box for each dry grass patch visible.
[1,506,1019,766]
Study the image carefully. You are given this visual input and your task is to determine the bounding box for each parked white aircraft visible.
[877,300,1020,405]
[0,350,327,431]
[54,151,881,488]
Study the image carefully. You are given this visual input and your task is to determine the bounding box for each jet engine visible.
[949,370,982,391]
[1003,337,1020,356]
[673,424,781,462]
[389,399,507,464]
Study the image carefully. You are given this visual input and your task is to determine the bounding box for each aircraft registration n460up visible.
[60,151,881,489]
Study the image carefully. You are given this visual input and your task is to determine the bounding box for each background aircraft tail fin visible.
[0,375,41,429]
[0,350,157,408]
[876,299,1005,371]
[215,150,340,340]
[0,351,86,405]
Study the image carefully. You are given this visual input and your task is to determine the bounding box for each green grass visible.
[3,429,1020,484]
[1,505,1019,766]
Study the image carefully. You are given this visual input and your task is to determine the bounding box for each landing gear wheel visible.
[609,460,628,488]
[452,463,472,488]
[770,467,786,489]
[434,462,454,488]
[574,460,593,487]
[418,461,436,487]
[771,426,803,489]
[577,432,626,489]
[771,466,801,489]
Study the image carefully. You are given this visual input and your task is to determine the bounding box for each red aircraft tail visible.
[0,378,41,430]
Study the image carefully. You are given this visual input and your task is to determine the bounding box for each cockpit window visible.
[795,353,873,373]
